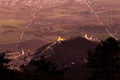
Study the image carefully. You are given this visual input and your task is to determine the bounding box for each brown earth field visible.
[0,0,120,50]
[0,39,47,50]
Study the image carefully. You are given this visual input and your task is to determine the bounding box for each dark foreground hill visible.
[0,37,97,80]
[31,37,97,80]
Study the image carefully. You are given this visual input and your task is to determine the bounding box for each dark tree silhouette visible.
[0,53,10,70]
[21,55,68,80]
[87,37,120,80]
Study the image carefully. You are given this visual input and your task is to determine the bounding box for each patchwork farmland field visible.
[0,0,120,49]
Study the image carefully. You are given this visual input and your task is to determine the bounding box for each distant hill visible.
[32,37,97,79]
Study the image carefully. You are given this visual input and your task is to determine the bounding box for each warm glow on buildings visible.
[84,34,93,41]
[57,36,66,42]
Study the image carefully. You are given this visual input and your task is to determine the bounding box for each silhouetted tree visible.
[0,53,10,70]
[87,37,120,80]
[21,55,68,80]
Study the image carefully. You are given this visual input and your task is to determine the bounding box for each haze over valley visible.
[0,0,120,50]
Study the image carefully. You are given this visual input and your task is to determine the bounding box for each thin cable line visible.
[82,0,116,38]
[15,6,43,50]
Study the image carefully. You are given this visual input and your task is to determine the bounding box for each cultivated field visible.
[0,0,120,49]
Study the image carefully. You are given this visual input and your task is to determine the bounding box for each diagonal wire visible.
[81,0,116,38]
[15,6,43,50]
